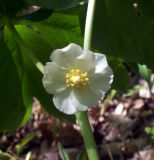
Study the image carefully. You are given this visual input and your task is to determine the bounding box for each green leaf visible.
[0,35,25,131]
[138,64,152,81]
[77,149,87,160]
[32,11,83,49]
[125,85,142,97]
[58,143,70,160]
[80,0,154,71]
[145,126,154,141]
[138,64,152,87]
[26,0,82,10]
[5,25,75,122]
[2,9,82,127]
[108,57,130,91]
[0,151,16,160]
[15,132,36,154]
[19,8,53,22]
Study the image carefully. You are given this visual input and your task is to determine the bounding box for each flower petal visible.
[75,50,95,72]
[53,88,88,114]
[43,43,114,115]
[90,67,113,93]
[51,43,82,69]
[94,53,110,73]
[73,86,103,107]
[42,62,67,94]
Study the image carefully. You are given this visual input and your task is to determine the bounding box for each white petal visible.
[73,86,103,107]
[50,43,82,69]
[75,50,95,72]
[90,66,113,93]
[42,62,67,94]
[87,53,113,93]
[53,88,88,114]
[94,53,109,73]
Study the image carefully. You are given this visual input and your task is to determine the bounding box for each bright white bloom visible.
[42,43,113,115]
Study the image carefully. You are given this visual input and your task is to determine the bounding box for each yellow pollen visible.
[66,69,89,88]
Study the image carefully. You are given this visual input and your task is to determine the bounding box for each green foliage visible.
[80,0,154,90]
[0,8,82,131]
[77,149,87,160]
[125,85,142,97]
[58,143,70,160]
[93,0,154,71]
[15,132,36,155]
[31,11,83,49]
[0,150,17,160]
[5,24,75,127]
[0,0,154,132]
[0,35,25,131]
[145,126,154,141]
[138,64,152,87]
[108,57,130,91]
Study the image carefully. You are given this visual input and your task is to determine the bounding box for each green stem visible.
[76,112,99,160]
[0,152,17,160]
[76,0,99,160]
[6,21,44,74]
[83,0,96,50]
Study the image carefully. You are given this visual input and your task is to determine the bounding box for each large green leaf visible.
[80,0,154,71]
[32,11,83,49]
[18,10,83,120]
[26,0,82,10]
[5,25,75,122]
[1,9,83,129]
[0,33,25,131]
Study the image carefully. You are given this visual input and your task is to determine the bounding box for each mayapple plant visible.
[42,0,113,159]
[1,0,153,159]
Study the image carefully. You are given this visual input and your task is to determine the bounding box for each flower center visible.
[66,69,89,88]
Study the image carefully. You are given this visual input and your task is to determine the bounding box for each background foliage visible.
[0,0,153,131]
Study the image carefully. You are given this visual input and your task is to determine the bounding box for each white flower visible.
[42,43,113,115]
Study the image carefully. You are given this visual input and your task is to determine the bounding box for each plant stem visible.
[6,21,44,74]
[76,0,99,160]
[0,152,17,160]
[76,112,99,160]
[83,0,96,50]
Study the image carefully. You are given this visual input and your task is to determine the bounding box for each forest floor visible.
[0,77,154,160]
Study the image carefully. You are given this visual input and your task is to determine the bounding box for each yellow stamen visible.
[66,69,89,88]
